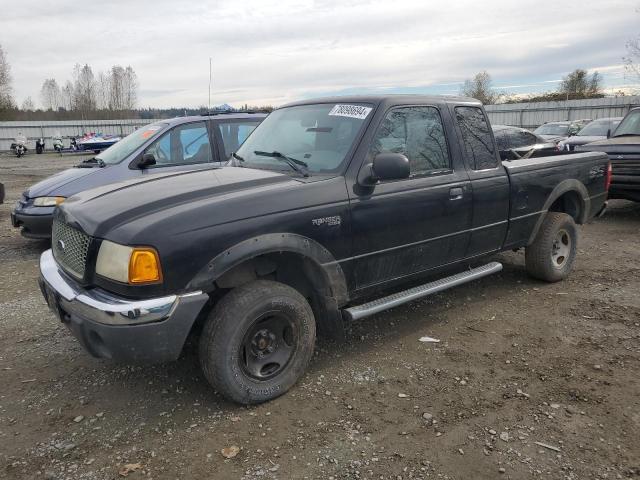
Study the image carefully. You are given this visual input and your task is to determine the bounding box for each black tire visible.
[525,212,578,282]
[199,280,316,404]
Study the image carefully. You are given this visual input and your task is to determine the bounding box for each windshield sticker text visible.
[328,104,372,120]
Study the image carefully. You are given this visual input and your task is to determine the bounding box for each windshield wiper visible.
[230,152,245,166]
[612,133,640,138]
[253,151,310,177]
[76,157,105,168]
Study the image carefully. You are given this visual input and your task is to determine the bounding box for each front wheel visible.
[199,280,316,404]
[525,212,578,282]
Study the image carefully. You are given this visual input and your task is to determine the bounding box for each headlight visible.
[96,240,162,284]
[33,196,65,207]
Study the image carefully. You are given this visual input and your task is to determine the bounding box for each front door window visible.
[145,122,212,166]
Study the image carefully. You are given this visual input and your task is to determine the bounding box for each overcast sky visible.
[3,0,639,108]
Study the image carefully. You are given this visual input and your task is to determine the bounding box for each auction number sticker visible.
[141,125,163,139]
[328,104,372,120]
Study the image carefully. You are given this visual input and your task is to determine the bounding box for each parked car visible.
[558,117,623,152]
[576,107,640,202]
[492,124,557,160]
[38,95,609,405]
[11,112,266,239]
[533,119,591,143]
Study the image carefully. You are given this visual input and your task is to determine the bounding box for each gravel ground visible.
[1,152,639,480]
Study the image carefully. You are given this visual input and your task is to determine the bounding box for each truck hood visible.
[561,135,606,146]
[60,166,297,238]
[538,134,566,143]
[25,165,104,198]
[575,135,640,152]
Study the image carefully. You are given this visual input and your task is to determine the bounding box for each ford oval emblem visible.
[57,239,66,252]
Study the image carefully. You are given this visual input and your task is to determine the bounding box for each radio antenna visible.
[208,57,212,114]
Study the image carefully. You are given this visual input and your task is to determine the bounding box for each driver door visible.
[349,105,472,290]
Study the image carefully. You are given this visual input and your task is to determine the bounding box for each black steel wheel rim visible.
[239,311,297,380]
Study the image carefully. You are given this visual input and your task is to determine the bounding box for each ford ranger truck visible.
[38,95,610,404]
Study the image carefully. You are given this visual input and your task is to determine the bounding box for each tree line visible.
[0,44,139,120]
[39,64,138,115]
[460,68,610,105]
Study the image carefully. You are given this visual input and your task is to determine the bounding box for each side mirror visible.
[363,153,410,184]
[135,152,157,169]
[606,129,611,139]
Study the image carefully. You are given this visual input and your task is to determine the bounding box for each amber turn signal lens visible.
[128,248,162,284]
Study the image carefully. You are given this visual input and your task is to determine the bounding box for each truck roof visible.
[281,94,482,109]
[159,112,268,127]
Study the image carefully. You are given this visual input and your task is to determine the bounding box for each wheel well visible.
[548,191,583,224]
[210,252,344,338]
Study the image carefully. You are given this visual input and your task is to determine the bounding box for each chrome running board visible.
[343,262,503,321]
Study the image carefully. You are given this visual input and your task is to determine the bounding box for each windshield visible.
[534,124,569,136]
[614,110,640,137]
[235,103,373,174]
[96,122,167,164]
[578,119,619,136]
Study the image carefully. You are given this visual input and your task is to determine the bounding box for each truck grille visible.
[52,220,91,279]
[611,156,640,172]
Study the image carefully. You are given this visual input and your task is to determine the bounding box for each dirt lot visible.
[0,152,639,480]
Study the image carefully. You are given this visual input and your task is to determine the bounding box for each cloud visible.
[2,0,639,108]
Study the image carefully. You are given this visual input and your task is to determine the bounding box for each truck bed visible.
[502,151,609,250]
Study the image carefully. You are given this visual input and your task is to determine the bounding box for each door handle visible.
[449,187,464,200]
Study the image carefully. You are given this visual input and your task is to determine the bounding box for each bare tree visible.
[558,69,603,99]
[626,39,640,80]
[460,71,501,105]
[40,78,62,111]
[96,71,110,110]
[123,66,138,110]
[73,63,97,115]
[61,80,74,110]
[624,8,640,81]
[0,44,14,109]
[21,96,35,111]
[108,65,138,113]
[108,65,125,110]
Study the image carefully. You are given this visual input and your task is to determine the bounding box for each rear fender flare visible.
[527,180,590,245]
[186,233,349,306]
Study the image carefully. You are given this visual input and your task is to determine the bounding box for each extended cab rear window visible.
[455,107,499,170]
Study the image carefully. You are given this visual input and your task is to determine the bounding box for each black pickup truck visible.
[576,107,640,202]
[39,95,610,404]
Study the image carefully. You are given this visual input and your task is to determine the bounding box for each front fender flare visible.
[186,233,349,306]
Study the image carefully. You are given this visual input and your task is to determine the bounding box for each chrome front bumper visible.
[39,249,181,325]
[38,249,209,362]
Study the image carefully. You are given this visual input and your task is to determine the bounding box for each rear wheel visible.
[525,212,578,282]
[199,280,316,404]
